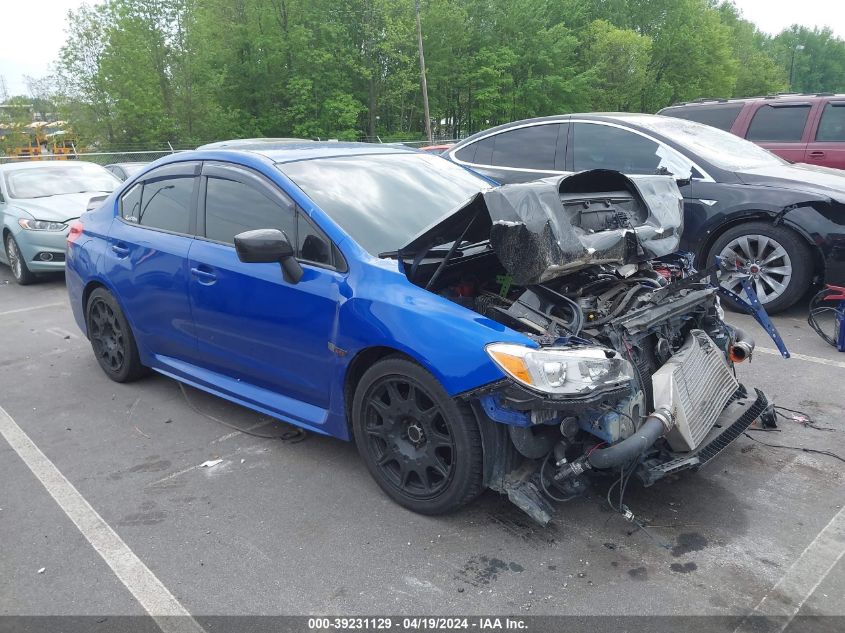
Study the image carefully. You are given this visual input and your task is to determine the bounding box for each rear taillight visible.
[67,219,84,245]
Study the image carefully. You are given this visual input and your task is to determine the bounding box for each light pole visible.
[414,0,433,143]
[790,44,805,92]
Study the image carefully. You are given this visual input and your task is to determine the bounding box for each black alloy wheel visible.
[85,287,147,382]
[352,357,484,514]
[363,375,456,499]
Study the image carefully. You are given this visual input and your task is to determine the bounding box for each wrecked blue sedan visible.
[66,143,773,524]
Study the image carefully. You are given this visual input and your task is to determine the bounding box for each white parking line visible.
[0,302,66,317]
[0,404,205,633]
[756,347,845,369]
[734,504,845,632]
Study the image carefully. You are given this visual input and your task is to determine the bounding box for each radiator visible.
[652,330,739,452]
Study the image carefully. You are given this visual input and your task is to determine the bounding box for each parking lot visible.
[1,266,843,629]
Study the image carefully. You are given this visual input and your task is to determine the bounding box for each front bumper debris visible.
[638,385,771,486]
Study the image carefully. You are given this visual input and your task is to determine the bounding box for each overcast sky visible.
[1,0,844,98]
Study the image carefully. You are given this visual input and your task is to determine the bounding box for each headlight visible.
[18,219,67,231]
[486,343,634,395]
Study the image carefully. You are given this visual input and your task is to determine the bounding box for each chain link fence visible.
[0,149,177,166]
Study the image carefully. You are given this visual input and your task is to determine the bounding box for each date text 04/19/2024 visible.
[307,618,528,631]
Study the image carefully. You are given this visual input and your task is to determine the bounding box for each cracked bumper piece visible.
[639,385,770,486]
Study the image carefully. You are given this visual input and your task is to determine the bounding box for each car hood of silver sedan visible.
[8,192,109,223]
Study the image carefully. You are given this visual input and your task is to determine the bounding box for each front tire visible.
[86,288,148,382]
[5,233,36,285]
[708,222,812,314]
[351,357,484,515]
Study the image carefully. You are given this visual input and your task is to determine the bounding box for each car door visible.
[804,100,845,170]
[744,102,813,163]
[104,161,201,364]
[451,122,567,184]
[186,162,344,428]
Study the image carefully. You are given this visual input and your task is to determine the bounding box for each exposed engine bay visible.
[390,169,777,525]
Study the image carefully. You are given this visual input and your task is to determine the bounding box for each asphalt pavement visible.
[0,266,843,630]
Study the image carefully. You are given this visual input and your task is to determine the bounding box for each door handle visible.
[809,151,826,157]
[111,243,129,257]
[190,267,217,284]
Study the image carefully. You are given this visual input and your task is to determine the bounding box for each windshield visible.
[278,153,489,255]
[634,116,787,171]
[4,163,119,199]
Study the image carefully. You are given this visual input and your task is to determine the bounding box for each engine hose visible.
[732,326,755,347]
[586,415,665,470]
[556,293,584,335]
[730,326,755,361]
[627,276,664,288]
[590,284,644,326]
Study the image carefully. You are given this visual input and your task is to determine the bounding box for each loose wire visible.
[807,289,841,347]
[742,432,845,464]
[178,382,307,442]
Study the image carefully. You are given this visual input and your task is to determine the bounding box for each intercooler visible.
[652,330,740,452]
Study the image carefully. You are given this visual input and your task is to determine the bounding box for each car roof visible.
[106,161,148,168]
[454,113,671,146]
[195,141,418,164]
[660,93,845,110]
[196,137,315,149]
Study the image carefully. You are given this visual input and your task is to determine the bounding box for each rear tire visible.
[351,357,484,515]
[707,222,812,314]
[86,287,148,382]
[5,233,36,285]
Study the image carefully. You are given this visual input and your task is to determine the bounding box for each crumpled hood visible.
[397,169,683,285]
[9,192,103,223]
[738,163,845,202]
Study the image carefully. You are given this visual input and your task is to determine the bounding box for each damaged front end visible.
[390,170,779,526]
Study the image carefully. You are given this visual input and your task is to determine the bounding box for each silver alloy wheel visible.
[5,235,22,281]
[718,234,793,304]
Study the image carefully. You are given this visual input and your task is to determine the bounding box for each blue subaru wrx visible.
[67,142,773,524]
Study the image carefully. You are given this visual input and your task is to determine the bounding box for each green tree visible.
[717,2,786,97]
[772,26,845,93]
[580,19,652,111]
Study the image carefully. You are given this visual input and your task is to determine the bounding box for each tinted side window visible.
[572,123,661,174]
[135,176,194,233]
[297,213,332,266]
[662,104,743,131]
[747,105,810,142]
[204,177,296,245]
[473,136,495,165]
[454,136,496,165]
[816,103,845,142]
[491,124,559,170]
[453,143,478,163]
[120,183,143,222]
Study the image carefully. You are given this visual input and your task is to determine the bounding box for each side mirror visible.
[234,228,303,284]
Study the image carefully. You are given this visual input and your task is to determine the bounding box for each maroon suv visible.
[659,94,845,170]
